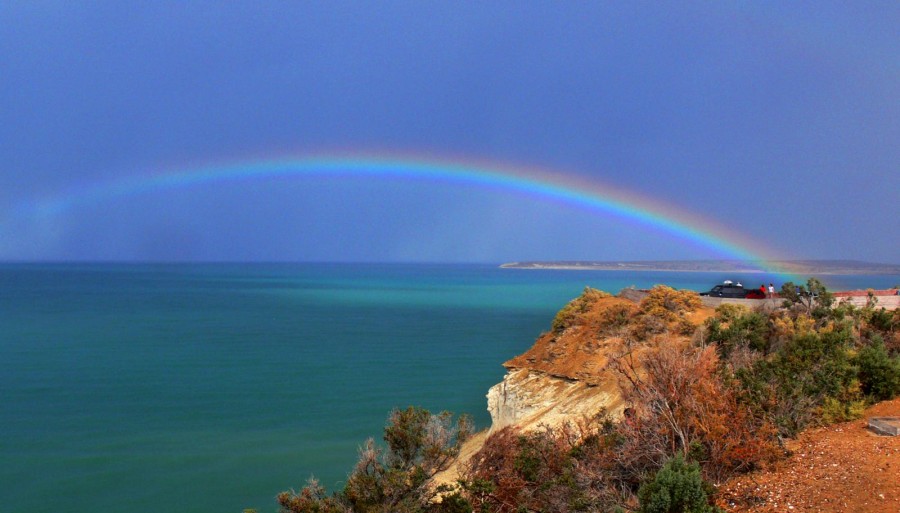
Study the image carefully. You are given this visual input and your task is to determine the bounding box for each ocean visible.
[1,263,895,513]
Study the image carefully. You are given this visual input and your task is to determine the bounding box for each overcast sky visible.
[1,2,897,263]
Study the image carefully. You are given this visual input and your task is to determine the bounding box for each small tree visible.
[279,407,472,513]
[780,278,833,316]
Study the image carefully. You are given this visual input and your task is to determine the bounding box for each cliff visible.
[433,287,711,486]
[486,291,714,432]
[279,281,899,511]
[486,368,623,432]
[433,284,899,502]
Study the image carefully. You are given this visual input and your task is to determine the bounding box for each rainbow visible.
[8,153,793,273]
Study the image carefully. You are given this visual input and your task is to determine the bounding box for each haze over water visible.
[2,263,896,513]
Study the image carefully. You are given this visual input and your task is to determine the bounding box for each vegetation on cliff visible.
[273,283,900,513]
[277,407,472,513]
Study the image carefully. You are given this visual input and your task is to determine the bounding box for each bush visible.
[639,286,702,322]
[597,302,638,336]
[705,307,770,360]
[734,330,860,436]
[637,455,718,513]
[866,309,900,353]
[552,287,610,333]
[613,345,778,483]
[625,286,702,341]
[856,336,900,400]
[276,478,345,513]
[464,424,599,513]
[279,407,472,513]
[628,313,669,341]
[819,396,866,424]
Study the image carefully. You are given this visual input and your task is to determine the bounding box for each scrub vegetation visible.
[274,282,900,513]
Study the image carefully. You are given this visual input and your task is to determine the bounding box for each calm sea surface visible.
[1,263,895,513]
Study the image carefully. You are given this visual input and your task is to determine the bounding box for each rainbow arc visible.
[9,153,794,274]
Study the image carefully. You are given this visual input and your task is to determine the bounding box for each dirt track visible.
[719,398,900,513]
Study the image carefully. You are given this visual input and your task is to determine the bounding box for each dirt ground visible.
[718,398,900,513]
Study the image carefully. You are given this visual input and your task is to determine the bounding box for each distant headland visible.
[500,259,900,275]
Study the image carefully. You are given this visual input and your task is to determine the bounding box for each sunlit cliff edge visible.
[485,294,676,433]
[435,285,900,491]
[435,289,718,484]
[486,287,899,436]
[278,281,898,512]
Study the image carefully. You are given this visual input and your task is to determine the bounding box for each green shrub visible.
[867,309,900,346]
[279,407,471,513]
[705,309,770,359]
[637,454,718,513]
[735,330,860,436]
[819,396,865,424]
[856,336,900,400]
[777,331,857,399]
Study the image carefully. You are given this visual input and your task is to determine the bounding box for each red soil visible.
[718,398,900,513]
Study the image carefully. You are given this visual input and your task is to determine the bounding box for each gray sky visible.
[1,2,897,263]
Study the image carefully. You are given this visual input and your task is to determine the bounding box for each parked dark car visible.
[701,284,765,299]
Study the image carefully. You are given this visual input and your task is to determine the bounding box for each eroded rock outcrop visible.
[435,286,711,486]
[485,293,639,431]
[486,368,623,432]
[485,288,713,433]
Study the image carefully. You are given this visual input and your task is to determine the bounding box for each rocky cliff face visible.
[486,368,623,432]
[485,293,637,432]
[435,287,711,485]
[485,289,712,433]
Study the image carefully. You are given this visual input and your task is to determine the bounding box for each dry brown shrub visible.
[639,285,702,322]
[464,425,579,513]
[596,302,639,337]
[626,286,703,342]
[627,313,668,341]
[462,418,630,513]
[611,344,779,484]
[552,287,612,333]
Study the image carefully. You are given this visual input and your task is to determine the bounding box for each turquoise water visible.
[1,263,896,513]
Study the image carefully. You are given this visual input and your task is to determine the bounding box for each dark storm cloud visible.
[1,2,897,262]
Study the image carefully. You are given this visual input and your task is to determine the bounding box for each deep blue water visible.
[1,263,896,513]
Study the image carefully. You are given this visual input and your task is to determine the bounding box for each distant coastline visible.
[500,260,900,275]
